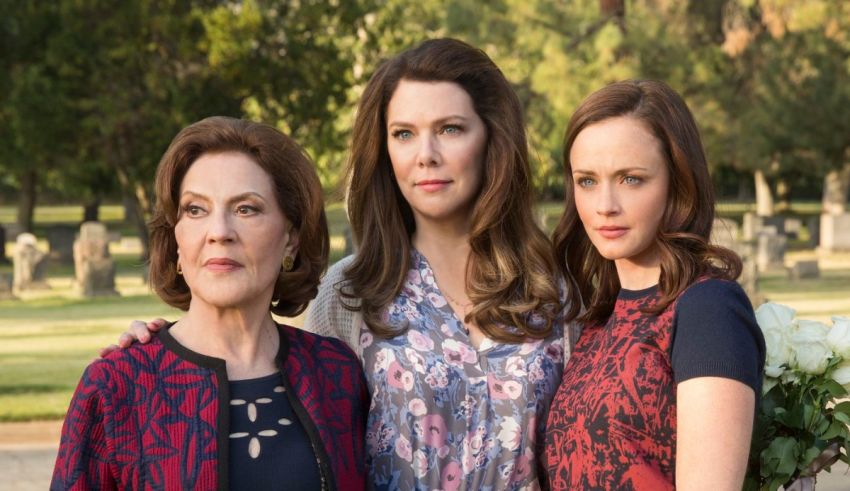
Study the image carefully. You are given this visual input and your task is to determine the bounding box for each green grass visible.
[1,201,848,422]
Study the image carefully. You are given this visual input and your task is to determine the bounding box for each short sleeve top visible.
[544,278,764,490]
[362,249,565,490]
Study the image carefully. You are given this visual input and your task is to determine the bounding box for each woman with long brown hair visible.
[108,39,568,489]
[544,80,765,490]
[304,38,567,489]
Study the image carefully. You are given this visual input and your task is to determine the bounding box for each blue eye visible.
[392,129,413,140]
[623,175,642,185]
[576,177,595,187]
[442,125,462,135]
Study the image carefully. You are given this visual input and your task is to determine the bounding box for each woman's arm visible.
[52,364,117,490]
[676,377,755,490]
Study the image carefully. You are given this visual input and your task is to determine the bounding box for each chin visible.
[190,287,268,311]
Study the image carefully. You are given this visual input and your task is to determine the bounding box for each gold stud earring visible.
[282,255,294,272]
[176,262,183,275]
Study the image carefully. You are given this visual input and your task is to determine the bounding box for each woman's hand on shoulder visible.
[98,318,168,358]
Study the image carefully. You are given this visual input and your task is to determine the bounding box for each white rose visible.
[827,316,850,359]
[755,303,795,374]
[832,359,850,390]
[755,302,796,332]
[790,320,832,375]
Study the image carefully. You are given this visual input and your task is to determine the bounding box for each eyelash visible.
[391,124,464,140]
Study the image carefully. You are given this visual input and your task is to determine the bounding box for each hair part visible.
[552,79,742,324]
[148,116,329,317]
[344,37,561,342]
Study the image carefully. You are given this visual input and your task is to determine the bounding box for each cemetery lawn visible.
[0,202,848,422]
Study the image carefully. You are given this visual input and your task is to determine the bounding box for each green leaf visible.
[823,379,849,397]
[821,419,849,440]
[833,401,850,416]
[834,411,850,425]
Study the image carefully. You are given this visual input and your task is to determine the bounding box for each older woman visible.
[52,117,368,490]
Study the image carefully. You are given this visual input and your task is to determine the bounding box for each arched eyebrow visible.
[571,166,649,176]
[180,191,268,205]
[387,115,471,128]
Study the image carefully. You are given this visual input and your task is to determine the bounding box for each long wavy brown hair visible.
[553,80,742,325]
[342,38,560,342]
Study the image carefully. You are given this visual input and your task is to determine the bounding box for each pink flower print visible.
[488,374,522,400]
[403,283,424,302]
[437,445,450,459]
[404,348,427,374]
[413,449,429,478]
[425,362,449,389]
[373,347,395,372]
[518,338,543,355]
[422,267,436,286]
[441,461,462,491]
[496,418,521,451]
[511,455,532,484]
[426,291,447,308]
[407,269,422,285]
[441,323,451,335]
[442,339,477,367]
[395,434,413,462]
[505,356,527,377]
[387,361,413,391]
[417,414,447,448]
[545,341,563,362]
[461,440,476,474]
[407,330,434,352]
[360,331,373,349]
[408,398,427,416]
[528,357,545,383]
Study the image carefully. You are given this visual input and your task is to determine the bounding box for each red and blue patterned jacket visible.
[52,323,369,490]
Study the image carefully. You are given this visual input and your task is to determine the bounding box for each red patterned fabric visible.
[545,287,679,491]
[51,324,368,490]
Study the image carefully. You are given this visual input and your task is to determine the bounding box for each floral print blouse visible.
[361,250,564,490]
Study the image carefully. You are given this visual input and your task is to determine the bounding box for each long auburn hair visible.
[149,116,329,318]
[343,38,560,342]
[553,80,742,324]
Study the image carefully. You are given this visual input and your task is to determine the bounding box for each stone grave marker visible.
[73,222,119,297]
[13,233,50,291]
[47,225,77,264]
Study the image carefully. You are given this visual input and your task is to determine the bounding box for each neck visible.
[170,300,279,380]
[614,257,662,291]
[411,214,472,256]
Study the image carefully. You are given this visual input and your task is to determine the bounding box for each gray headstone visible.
[0,225,9,264]
[783,218,802,239]
[73,222,119,297]
[711,218,739,250]
[46,225,77,264]
[820,213,850,252]
[0,273,15,300]
[807,216,820,248]
[757,232,787,272]
[763,215,786,235]
[13,233,50,291]
[742,212,763,241]
[737,241,763,306]
[788,260,820,281]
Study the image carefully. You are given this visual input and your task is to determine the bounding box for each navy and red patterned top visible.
[51,323,369,491]
[545,279,764,490]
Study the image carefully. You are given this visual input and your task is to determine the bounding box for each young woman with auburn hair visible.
[304,38,568,489]
[544,80,765,490]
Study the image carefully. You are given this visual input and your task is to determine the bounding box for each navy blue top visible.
[619,278,765,394]
[228,372,321,491]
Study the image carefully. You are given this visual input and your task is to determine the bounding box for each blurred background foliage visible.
[2,0,849,258]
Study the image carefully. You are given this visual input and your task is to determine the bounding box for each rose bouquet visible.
[745,303,850,491]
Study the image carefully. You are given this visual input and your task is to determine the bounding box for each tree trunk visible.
[754,169,774,216]
[83,197,101,222]
[16,169,37,233]
[822,161,850,215]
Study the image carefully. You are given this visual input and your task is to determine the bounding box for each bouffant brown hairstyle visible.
[148,116,329,317]
[553,80,742,324]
